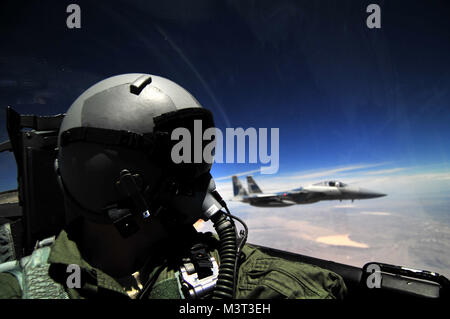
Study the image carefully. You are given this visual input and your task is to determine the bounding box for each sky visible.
[0,0,449,275]
[0,0,448,188]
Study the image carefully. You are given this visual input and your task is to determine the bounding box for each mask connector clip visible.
[107,207,139,238]
[116,169,151,220]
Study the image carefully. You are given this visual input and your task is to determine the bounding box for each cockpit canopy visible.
[314,180,347,187]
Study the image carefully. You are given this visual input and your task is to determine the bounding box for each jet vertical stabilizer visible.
[247,175,263,194]
[232,175,248,197]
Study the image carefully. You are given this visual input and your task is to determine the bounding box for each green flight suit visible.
[0,227,347,299]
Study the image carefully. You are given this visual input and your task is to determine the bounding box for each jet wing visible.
[285,189,326,204]
[246,193,296,206]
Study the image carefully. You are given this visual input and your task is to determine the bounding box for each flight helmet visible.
[56,73,223,237]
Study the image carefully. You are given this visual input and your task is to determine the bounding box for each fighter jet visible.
[232,175,386,207]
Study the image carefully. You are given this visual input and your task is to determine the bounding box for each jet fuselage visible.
[232,176,386,207]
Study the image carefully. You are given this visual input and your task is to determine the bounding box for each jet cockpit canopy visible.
[314,181,347,187]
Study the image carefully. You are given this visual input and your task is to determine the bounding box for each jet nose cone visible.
[358,188,387,198]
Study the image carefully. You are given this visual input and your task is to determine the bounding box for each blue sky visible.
[0,0,449,191]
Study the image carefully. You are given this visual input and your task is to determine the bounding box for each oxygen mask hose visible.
[210,211,237,299]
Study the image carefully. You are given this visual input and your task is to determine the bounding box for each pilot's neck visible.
[78,217,168,278]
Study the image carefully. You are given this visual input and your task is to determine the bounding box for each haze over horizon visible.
[206,162,450,278]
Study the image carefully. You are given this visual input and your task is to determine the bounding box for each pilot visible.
[0,74,347,299]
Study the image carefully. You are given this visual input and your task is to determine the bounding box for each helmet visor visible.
[153,108,216,181]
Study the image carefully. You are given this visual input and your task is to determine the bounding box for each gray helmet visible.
[56,74,222,236]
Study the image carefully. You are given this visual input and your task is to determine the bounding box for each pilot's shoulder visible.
[238,244,347,299]
[0,272,22,299]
